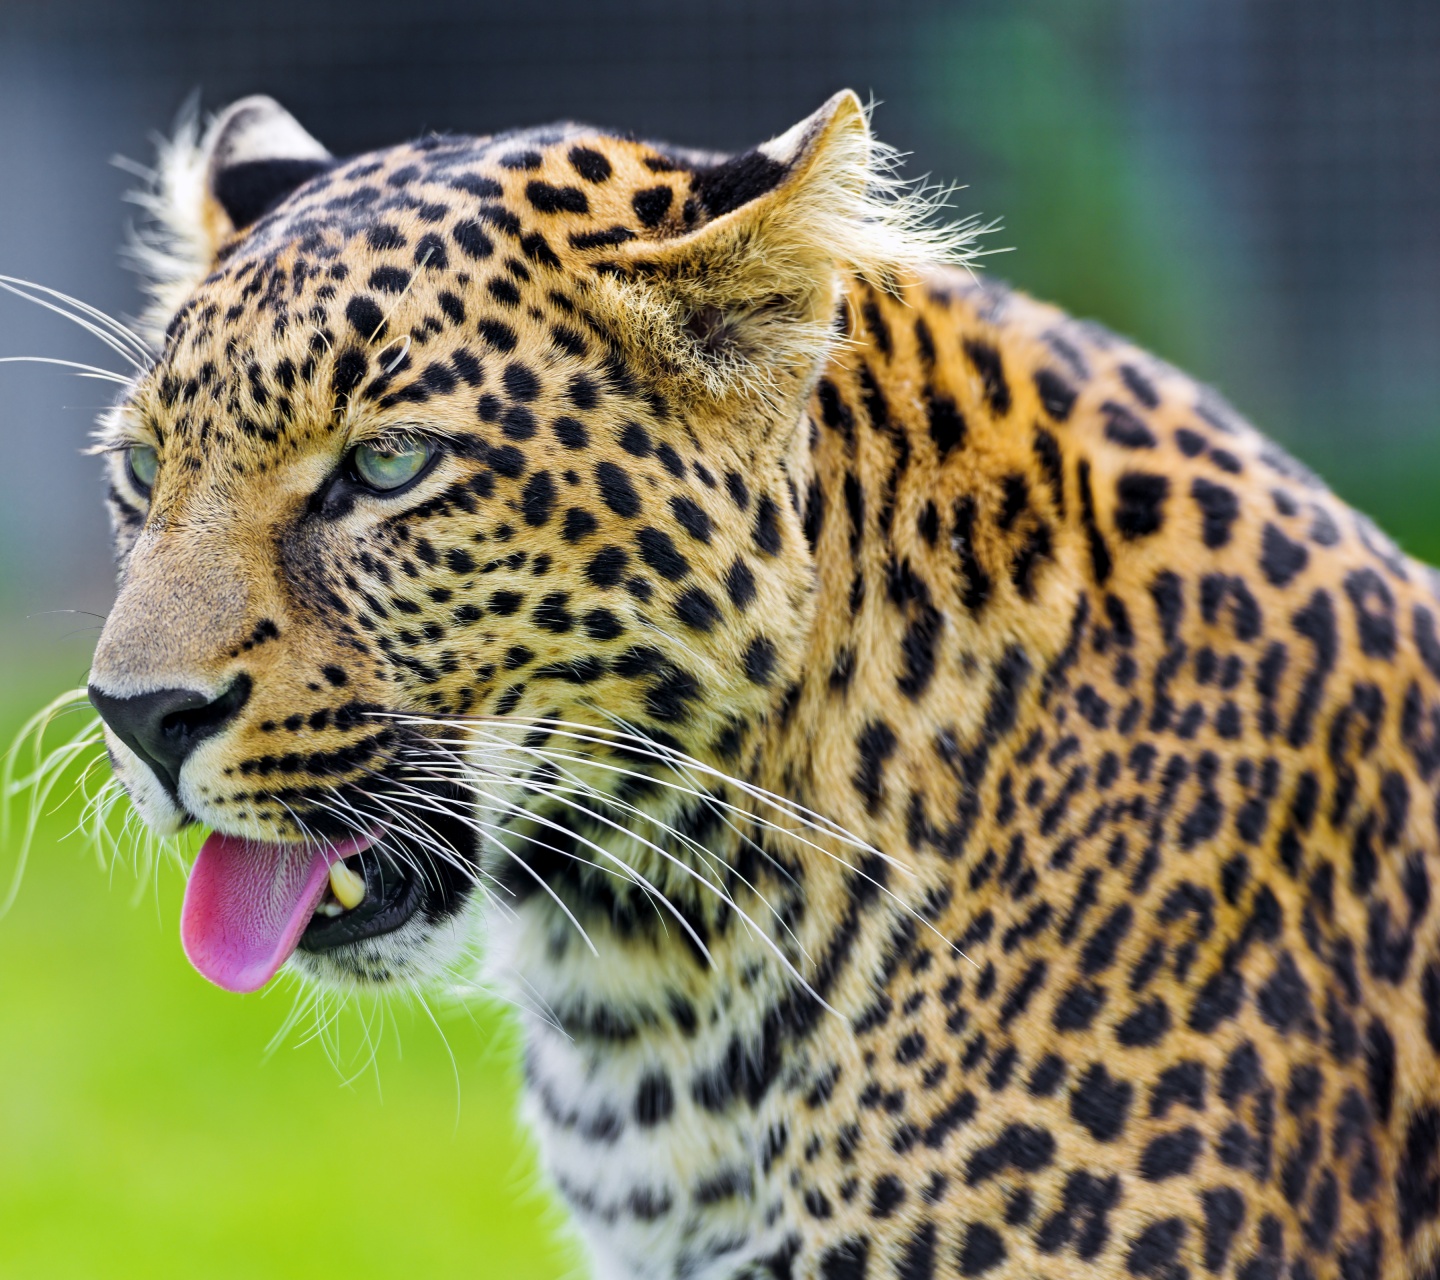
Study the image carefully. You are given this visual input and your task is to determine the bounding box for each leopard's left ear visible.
[598,91,970,418]
[128,96,332,345]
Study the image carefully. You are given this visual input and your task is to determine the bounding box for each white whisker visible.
[0,275,152,370]
[0,355,133,385]
[382,711,973,971]
[385,763,830,998]
[0,274,153,360]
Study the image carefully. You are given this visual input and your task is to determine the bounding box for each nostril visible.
[159,674,253,745]
[89,673,253,802]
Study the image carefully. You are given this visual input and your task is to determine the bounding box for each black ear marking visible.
[691,151,789,219]
[203,95,331,231]
[212,157,333,230]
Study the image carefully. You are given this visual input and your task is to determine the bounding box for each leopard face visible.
[87,93,889,990]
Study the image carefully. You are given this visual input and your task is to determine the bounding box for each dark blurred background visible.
[2,0,1439,639]
[0,0,1434,636]
[0,2,1435,1275]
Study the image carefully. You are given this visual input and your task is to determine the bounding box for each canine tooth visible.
[328,861,366,910]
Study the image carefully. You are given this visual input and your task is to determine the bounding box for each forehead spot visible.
[568,146,612,183]
[569,374,599,410]
[478,318,518,353]
[620,422,653,457]
[413,233,449,268]
[503,363,541,401]
[346,296,385,340]
[501,404,537,441]
[487,277,521,307]
[526,181,589,216]
[553,417,589,449]
[500,150,543,171]
[520,232,561,268]
[369,266,411,294]
[595,462,641,518]
[632,186,674,227]
[366,223,406,251]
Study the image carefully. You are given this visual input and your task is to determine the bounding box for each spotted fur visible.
[84,91,1440,1279]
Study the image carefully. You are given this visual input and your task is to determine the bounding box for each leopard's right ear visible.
[128,96,332,345]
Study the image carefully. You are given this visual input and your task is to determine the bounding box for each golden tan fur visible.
[83,92,1440,1278]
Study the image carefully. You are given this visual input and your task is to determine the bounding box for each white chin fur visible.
[288,891,482,991]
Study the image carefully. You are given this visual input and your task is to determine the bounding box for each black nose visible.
[88,675,252,801]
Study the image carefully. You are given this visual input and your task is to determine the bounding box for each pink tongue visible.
[181,832,373,993]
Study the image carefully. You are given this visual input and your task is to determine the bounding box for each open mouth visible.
[297,843,424,954]
[179,780,479,993]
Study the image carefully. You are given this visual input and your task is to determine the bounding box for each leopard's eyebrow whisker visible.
[0,274,154,358]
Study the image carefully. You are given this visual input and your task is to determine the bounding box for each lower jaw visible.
[296,786,481,956]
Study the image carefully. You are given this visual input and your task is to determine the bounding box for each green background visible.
[0,654,582,1279]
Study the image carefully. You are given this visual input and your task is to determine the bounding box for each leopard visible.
[73,89,1440,1280]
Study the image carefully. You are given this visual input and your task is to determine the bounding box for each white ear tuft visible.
[204,96,329,173]
[122,103,213,348]
[123,96,330,348]
[754,90,982,289]
[597,91,986,414]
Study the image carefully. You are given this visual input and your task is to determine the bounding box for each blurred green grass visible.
[0,651,578,1280]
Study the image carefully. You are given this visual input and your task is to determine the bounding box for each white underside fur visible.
[487,897,798,1280]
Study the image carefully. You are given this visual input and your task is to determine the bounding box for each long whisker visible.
[375,783,605,957]
[403,746,801,949]
[432,724,884,890]
[0,277,152,371]
[0,356,133,385]
[387,765,828,998]
[414,765,814,974]
[379,771,708,962]
[299,784,497,903]
[391,713,971,968]
[0,274,154,362]
[467,730,843,869]
[411,982,463,1131]
[399,711,890,861]
[536,725,970,966]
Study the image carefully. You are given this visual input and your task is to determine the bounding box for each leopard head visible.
[85,91,944,993]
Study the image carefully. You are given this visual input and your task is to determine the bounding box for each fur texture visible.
[80,93,1440,1280]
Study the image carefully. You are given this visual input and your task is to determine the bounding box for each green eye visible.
[127,444,159,494]
[352,439,435,492]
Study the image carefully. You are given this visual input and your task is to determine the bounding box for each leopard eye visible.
[127,444,159,495]
[351,439,435,493]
